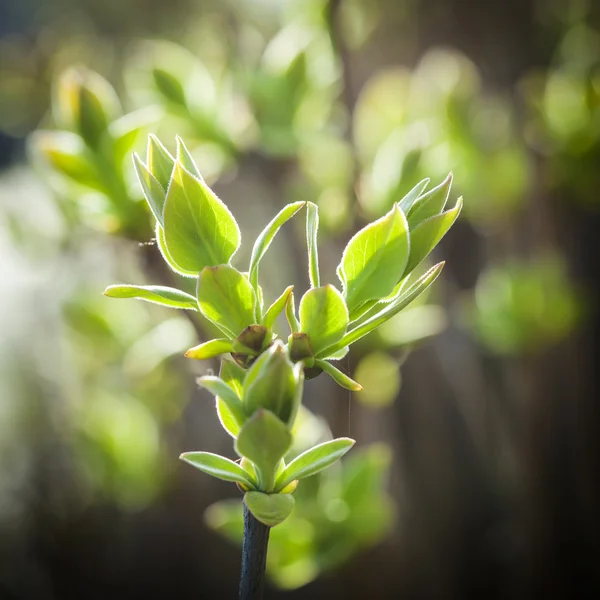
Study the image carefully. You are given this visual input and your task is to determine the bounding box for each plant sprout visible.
[103,134,462,598]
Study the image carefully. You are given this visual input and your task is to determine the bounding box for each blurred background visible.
[0,0,599,598]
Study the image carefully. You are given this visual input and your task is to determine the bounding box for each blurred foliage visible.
[0,0,596,593]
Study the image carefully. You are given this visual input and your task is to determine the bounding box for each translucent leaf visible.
[196,375,246,431]
[175,135,203,180]
[404,197,462,276]
[163,162,240,273]
[217,361,246,438]
[197,265,257,338]
[248,201,305,293]
[244,341,302,427]
[263,286,294,331]
[407,172,453,227]
[338,204,410,314]
[133,154,166,224]
[32,131,101,190]
[180,452,256,488]
[398,178,430,214]
[103,284,198,310]
[299,285,348,355]
[306,202,320,288]
[155,223,198,278]
[109,107,160,162]
[275,438,355,492]
[235,410,292,492]
[318,262,445,357]
[244,491,295,527]
[315,359,362,391]
[147,134,175,189]
[185,338,233,360]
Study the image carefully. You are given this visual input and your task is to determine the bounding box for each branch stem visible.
[239,503,270,600]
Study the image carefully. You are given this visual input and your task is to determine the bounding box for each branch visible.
[239,503,270,600]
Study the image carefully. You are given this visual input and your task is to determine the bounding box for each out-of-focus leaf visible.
[103,284,198,310]
[163,162,240,274]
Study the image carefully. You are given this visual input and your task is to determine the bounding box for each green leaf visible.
[32,131,101,190]
[338,204,410,314]
[180,452,256,488]
[217,361,246,438]
[285,289,300,333]
[197,265,256,338]
[407,172,453,227]
[315,359,362,391]
[299,285,348,355]
[175,136,203,180]
[263,286,294,330]
[103,284,198,310]
[275,438,355,492]
[109,107,160,162]
[185,338,233,360]
[133,154,167,225]
[153,67,187,106]
[248,201,305,296]
[78,84,111,149]
[244,492,295,527]
[163,162,240,274]
[398,178,430,214]
[196,375,246,430]
[155,223,198,278]
[306,202,320,288]
[235,410,292,492]
[404,197,462,276]
[147,134,175,189]
[243,341,302,426]
[318,262,445,357]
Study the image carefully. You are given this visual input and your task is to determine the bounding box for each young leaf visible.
[155,223,198,278]
[318,262,445,357]
[197,375,246,430]
[285,289,300,333]
[180,452,257,489]
[275,438,355,492]
[398,178,430,214]
[153,67,187,106]
[235,410,292,492]
[176,136,203,180]
[244,491,295,527]
[338,204,410,314]
[163,162,240,274]
[243,342,300,426]
[263,286,294,330]
[109,107,159,162]
[306,202,320,288]
[133,154,166,225]
[248,201,305,293]
[299,285,348,355]
[217,361,246,438]
[103,284,198,310]
[197,265,257,338]
[315,359,362,391]
[185,338,233,360]
[404,197,462,276]
[147,134,175,189]
[407,172,453,227]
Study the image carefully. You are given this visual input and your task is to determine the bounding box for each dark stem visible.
[239,503,270,600]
